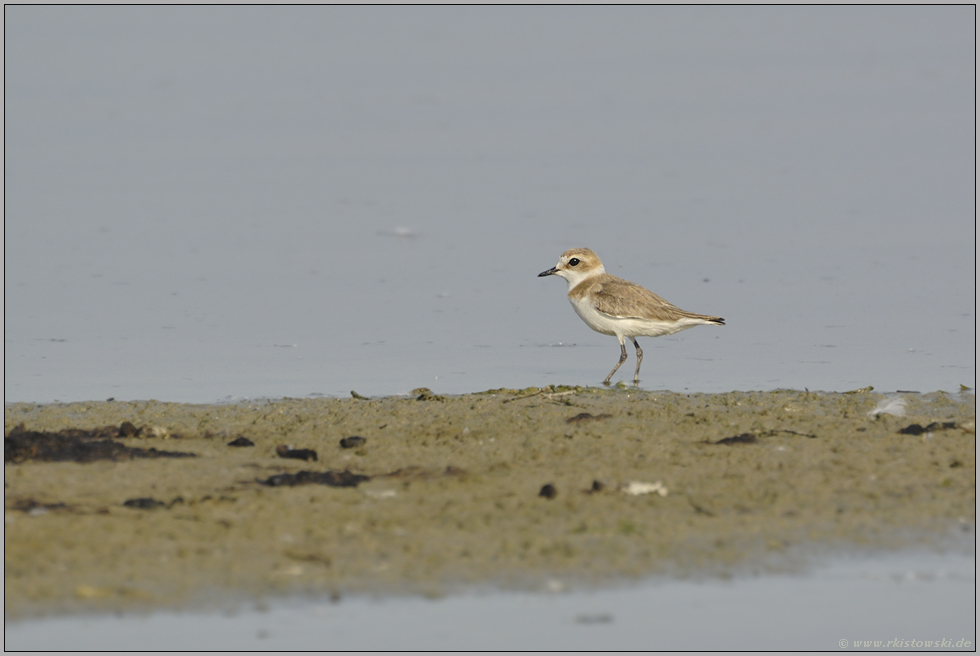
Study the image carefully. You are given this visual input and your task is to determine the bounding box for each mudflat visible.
[4,387,975,618]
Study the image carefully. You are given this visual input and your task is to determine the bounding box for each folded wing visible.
[591,275,724,324]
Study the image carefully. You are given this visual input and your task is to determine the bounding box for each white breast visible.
[570,295,620,336]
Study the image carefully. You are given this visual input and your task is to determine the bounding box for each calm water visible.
[4,549,975,650]
[4,6,975,404]
[3,7,975,648]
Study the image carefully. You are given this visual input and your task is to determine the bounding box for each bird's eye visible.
[568,258,580,266]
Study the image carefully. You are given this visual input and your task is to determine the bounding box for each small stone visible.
[276,445,317,461]
[340,436,366,449]
[118,421,140,437]
[539,483,557,499]
[228,436,255,447]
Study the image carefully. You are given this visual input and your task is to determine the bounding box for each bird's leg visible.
[631,337,643,386]
[603,340,629,386]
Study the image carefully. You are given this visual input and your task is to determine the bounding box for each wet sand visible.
[4,387,975,619]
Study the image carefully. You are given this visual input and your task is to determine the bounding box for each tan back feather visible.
[572,274,724,323]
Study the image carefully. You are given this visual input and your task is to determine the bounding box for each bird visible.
[538,248,724,386]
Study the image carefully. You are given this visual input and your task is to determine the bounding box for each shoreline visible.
[4,387,975,619]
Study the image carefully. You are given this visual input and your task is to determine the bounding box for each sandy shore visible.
[4,386,975,618]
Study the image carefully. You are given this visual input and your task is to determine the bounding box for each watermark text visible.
[839,638,973,649]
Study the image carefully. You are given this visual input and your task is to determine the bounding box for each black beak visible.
[538,267,558,277]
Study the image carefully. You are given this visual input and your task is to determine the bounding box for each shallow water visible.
[4,6,975,404]
[4,549,975,650]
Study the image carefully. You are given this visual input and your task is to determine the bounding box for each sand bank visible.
[4,387,975,618]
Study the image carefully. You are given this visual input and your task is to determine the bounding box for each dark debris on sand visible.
[259,470,370,488]
[339,436,367,449]
[4,424,196,464]
[276,445,318,462]
[898,421,959,435]
[713,433,759,445]
[565,412,612,424]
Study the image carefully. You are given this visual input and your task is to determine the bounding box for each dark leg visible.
[603,340,629,386]
[631,337,643,385]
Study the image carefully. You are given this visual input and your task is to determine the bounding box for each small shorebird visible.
[538,248,724,386]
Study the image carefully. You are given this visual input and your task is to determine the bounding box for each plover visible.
[538,248,724,385]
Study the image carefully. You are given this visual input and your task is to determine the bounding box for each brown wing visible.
[590,274,723,323]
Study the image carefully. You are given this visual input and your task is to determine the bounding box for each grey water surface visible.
[3,6,975,650]
[4,6,974,404]
[4,549,975,650]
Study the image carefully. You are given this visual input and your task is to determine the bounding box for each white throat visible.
[557,262,604,289]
